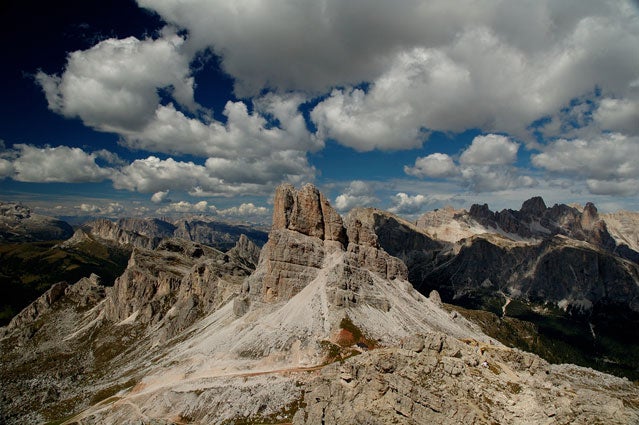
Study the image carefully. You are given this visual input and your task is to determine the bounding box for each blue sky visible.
[1,0,639,223]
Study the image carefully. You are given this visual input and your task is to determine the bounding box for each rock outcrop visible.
[239,184,412,307]
[405,201,639,378]
[465,197,623,256]
[2,185,639,425]
[226,234,261,269]
[104,238,252,340]
[416,205,492,243]
[602,210,639,262]
[116,217,176,239]
[296,332,639,425]
[84,218,159,249]
[83,216,268,252]
[0,202,73,242]
[172,218,268,251]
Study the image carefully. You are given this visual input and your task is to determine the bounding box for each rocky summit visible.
[1,185,638,424]
[410,197,639,378]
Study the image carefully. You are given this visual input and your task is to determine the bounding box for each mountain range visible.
[1,185,638,424]
[0,210,268,326]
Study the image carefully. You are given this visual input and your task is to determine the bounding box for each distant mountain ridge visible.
[409,197,639,377]
[419,197,637,255]
[0,202,73,242]
[83,216,268,251]
[0,204,268,328]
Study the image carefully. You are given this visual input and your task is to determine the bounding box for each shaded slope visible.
[0,235,130,326]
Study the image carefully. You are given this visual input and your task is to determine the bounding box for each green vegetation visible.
[507,382,522,394]
[339,316,363,342]
[0,240,130,325]
[319,316,380,365]
[446,301,639,381]
[338,315,377,349]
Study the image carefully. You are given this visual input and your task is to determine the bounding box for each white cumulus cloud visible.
[151,190,170,204]
[404,153,458,178]
[531,133,639,196]
[405,134,534,192]
[593,98,639,135]
[10,144,112,183]
[0,158,14,178]
[388,193,431,215]
[79,202,125,216]
[157,200,210,214]
[217,203,269,217]
[36,31,196,134]
[459,134,519,165]
[334,180,379,212]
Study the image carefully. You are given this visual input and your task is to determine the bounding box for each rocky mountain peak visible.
[581,201,599,229]
[273,183,347,245]
[520,196,547,217]
[468,203,493,221]
[227,234,261,269]
[0,202,31,219]
[4,187,639,424]
[237,185,411,309]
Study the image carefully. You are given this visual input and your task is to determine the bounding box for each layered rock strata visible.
[238,184,411,309]
[296,332,639,425]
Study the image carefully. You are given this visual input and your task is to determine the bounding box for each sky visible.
[1,0,639,223]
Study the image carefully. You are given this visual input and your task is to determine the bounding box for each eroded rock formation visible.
[2,185,638,425]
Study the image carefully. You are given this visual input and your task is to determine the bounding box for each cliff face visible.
[83,216,268,252]
[2,185,638,425]
[84,218,159,249]
[238,183,411,309]
[103,238,253,341]
[417,197,636,262]
[465,198,624,257]
[409,199,639,379]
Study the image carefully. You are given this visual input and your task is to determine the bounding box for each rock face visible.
[0,237,254,424]
[296,332,639,425]
[272,183,347,244]
[84,218,159,249]
[465,197,623,256]
[116,217,176,239]
[226,234,261,269]
[3,274,106,336]
[2,185,639,425]
[602,210,639,262]
[422,235,639,313]
[83,216,268,252]
[239,184,409,306]
[411,198,639,379]
[0,202,73,242]
[104,238,253,340]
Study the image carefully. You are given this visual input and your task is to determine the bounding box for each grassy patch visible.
[0,240,130,326]
[507,382,522,394]
[338,316,377,349]
[445,302,639,381]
